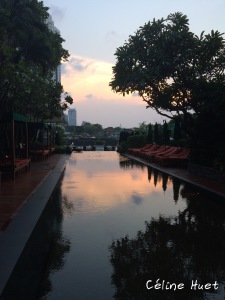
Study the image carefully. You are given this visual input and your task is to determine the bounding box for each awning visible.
[0,112,27,122]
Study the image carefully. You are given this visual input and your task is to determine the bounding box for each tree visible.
[146,124,153,143]
[55,126,65,146]
[173,117,184,146]
[0,0,72,119]
[137,121,148,134]
[110,12,225,168]
[109,12,225,133]
[154,122,160,144]
[163,121,170,145]
[92,123,103,136]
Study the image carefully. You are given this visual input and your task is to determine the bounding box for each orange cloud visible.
[61,54,138,103]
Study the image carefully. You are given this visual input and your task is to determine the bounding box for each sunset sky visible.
[44,0,225,128]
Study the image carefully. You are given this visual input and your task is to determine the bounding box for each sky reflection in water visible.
[38,151,225,300]
[62,152,185,217]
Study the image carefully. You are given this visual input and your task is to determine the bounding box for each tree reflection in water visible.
[119,155,145,170]
[37,184,73,299]
[162,173,169,192]
[110,157,225,299]
[0,180,73,300]
[120,156,181,202]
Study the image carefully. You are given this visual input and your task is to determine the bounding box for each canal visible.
[2,151,225,299]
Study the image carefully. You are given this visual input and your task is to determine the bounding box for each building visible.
[64,114,68,123]
[46,15,61,83]
[68,109,77,126]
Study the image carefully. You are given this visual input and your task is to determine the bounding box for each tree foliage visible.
[162,121,170,145]
[110,12,225,168]
[0,0,72,119]
[110,12,225,121]
[146,124,153,144]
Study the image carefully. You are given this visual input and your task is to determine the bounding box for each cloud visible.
[62,54,126,101]
[85,94,94,99]
[131,193,144,205]
[61,54,166,127]
[69,57,91,72]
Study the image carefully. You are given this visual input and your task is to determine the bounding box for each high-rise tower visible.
[46,15,61,83]
[68,109,77,126]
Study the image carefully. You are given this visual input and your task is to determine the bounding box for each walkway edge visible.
[126,154,225,200]
[0,155,69,295]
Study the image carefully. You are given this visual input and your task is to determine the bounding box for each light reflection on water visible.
[61,152,184,218]
[37,152,225,300]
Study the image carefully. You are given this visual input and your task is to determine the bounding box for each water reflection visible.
[62,153,175,214]
[162,173,169,192]
[37,183,72,299]
[119,156,145,170]
[0,180,72,300]
[109,185,225,299]
[120,157,181,203]
[173,178,181,202]
[34,152,225,299]
[131,192,144,205]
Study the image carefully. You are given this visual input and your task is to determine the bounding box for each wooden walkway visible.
[0,154,63,232]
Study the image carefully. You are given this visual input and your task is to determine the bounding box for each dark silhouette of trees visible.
[110,12,225,124]
[153,123,160,144]
[163,121,170,145]
[0,0,73,120]
[110,12,225,169]
[146,124,153,144]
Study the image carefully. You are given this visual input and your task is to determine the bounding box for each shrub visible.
[127,135,147,148]
[54,146,66,154]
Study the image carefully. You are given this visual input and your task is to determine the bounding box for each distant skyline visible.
[44,0,225,128]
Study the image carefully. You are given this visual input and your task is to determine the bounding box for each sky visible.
[43,0,225,128]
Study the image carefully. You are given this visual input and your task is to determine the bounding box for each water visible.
[2,151,225,300]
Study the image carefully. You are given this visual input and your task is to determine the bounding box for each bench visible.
[0,158,31,180]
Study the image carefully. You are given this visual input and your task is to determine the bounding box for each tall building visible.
[64,114,68,123]
[68,109,77,126]
[46,15,61,83]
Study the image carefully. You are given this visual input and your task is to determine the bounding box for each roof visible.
[0,112,27,122]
